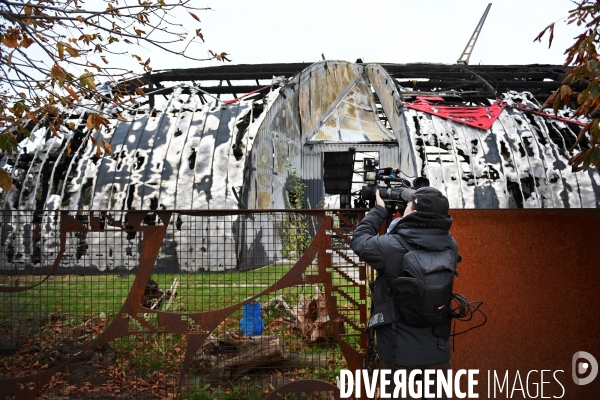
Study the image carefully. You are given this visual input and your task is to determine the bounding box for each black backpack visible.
[389,236,457,327]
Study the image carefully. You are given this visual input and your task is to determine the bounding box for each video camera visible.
[357,158,429,209]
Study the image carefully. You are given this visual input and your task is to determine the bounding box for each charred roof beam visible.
[459,65,497,98]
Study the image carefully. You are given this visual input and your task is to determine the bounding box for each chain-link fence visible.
[0,209,370,399]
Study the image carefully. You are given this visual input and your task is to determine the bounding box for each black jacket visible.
[351,205,459,366]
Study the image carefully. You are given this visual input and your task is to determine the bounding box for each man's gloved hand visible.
[375,189,385,208]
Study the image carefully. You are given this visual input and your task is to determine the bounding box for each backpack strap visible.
[388,233,417,373]
[394,234,419,253]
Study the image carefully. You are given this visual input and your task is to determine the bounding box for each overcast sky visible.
[153,0,581,70]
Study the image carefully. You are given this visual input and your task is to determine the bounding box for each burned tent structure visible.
[1,61,599,272]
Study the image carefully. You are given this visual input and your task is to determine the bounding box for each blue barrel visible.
[240,301,264,336]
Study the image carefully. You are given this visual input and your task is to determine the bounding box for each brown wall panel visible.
[450,209,600,398]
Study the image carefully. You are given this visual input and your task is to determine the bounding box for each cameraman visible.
[351,187,458,399]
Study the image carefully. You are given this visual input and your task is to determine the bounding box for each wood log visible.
[271,352,330,369]
[210,334,286,379]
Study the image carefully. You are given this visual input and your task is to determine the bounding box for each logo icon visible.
[572,351,598,385]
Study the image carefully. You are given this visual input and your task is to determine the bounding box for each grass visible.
[0,264,304,323]
[0,260,364,398]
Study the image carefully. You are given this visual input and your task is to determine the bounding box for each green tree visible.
[535,0,600,172]
[0,0,230,190]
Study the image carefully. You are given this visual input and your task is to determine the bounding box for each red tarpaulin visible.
[403,97,507,130]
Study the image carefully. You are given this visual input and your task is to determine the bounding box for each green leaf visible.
[590,146,600,165]
[13,101,30,114]
[582,151,592,170]
[578,86,590,104]
[552,95,561,115]
[16,126,30,139]
[0,132,18,155]
[590,83,599,100]
[79,72,96,90]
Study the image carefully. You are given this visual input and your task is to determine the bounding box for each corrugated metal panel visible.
[299,62,364,137]
[403,99,600,208]
[304,68,396,143]
[366,65,418,177]
[1,90,255,271]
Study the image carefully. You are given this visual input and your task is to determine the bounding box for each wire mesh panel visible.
[0,209,368,399]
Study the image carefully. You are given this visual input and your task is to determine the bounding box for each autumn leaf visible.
[50,64,67,85]
[217,52,231,62]
[79,72,96,90]
[102,140,112,154]
[0,169,13,192]
[135,88,146,97]
[20,37,34,48]
[65,47,80,57]
[86,114,109,131]
[89,62,103,72]
[67,141,72,156]
[1,31,19,48]
[559,85,574,105]
[0,0,229,159]
[57,42,65,60]
[65,86,80,102]
[534,22,555,48]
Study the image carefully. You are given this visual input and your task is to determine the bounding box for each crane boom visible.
[457,3,492,65]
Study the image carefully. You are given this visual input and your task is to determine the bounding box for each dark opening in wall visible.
[188,148,197,170]
[520,175,536,201]
[488,165,500,181]
[507,179,524,208]
[456,148,471,165]
[524,114,548,146]
[500,140,512,164]
[521,136,535,157]
[127,185,136,210]
[136,153,145,170]
[79,178,93,208]
[517,142,526,158]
